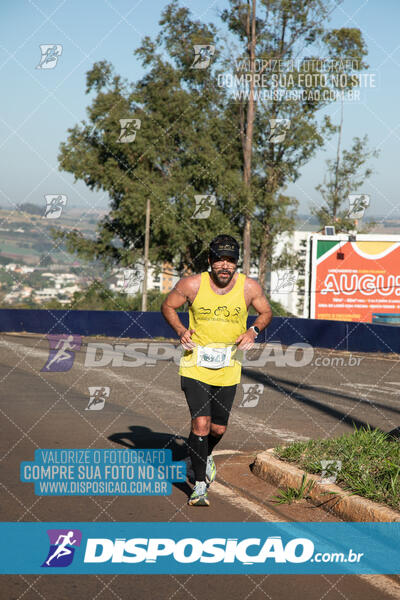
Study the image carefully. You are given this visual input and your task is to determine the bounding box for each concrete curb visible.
[253,449,400,522]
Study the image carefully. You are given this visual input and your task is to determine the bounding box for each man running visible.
[161,234,272,506]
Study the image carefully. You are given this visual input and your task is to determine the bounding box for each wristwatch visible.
[249,325,260,337]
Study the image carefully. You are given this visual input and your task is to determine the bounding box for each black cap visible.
[209,235,239,262]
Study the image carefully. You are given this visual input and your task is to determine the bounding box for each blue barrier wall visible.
[0,309,399,354]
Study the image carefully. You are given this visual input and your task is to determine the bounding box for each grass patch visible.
[273,473,316,505]
[274,426,400,511]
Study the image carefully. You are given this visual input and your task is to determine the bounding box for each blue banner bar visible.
[0,522,399,574]
[1,309,400,354]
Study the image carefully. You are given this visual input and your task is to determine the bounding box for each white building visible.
[18,265,34,274]
[110,261,179,295]
[4,263,17,272]
[33,288,59,301]
[268,231,310,317]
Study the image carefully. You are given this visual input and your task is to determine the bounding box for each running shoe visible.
[206,454,216,486]
[188,481,209,506]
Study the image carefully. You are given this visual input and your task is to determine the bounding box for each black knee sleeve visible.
[207,432,223,455]
[188,431,208,481]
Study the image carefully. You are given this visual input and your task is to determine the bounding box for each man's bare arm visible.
[235,278,272,349]
[161,279,190,337]
[161,277,200,349]
[247,278,273,332]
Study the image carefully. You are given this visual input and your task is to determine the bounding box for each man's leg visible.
[209,382,237,448]
[206,384,237,484]
[208,423,226,454]
[181,377,212,505]
[189,415,211,482]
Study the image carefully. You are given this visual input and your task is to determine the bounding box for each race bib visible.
[197,345,232,369]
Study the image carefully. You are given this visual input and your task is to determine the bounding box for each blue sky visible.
[0,0,399,220]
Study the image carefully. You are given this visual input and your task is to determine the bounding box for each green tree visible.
[56,0,369,291]
[219,1,368,280]
[56,42,237,275]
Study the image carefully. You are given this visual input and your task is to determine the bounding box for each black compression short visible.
[180,376,237,426]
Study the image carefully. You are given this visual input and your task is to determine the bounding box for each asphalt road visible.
[1,332,400,600]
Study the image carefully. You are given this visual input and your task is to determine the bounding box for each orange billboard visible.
[310,236,400,322]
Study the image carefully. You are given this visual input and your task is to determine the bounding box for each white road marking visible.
[211,480,283,522]
[358,575,400,599]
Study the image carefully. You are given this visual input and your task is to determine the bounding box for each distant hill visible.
[17,202,43,216]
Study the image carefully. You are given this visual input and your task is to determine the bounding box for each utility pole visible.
[141,197,150,312]
[241,0,257,275]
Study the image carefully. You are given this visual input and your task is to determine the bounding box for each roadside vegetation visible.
[273,473,316,505]
[274,427,400,510]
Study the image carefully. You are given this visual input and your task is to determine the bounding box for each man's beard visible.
[212,267,235,286]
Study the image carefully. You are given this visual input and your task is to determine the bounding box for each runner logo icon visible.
[41,334,82,372]
[43,194,67,219]
[86,386,110,410]
[41,529,82,567]
[190,45,215,69]
[239,384,264,408]
[36,44,63,69]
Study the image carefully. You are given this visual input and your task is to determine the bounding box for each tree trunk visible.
[258,224,270,288]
